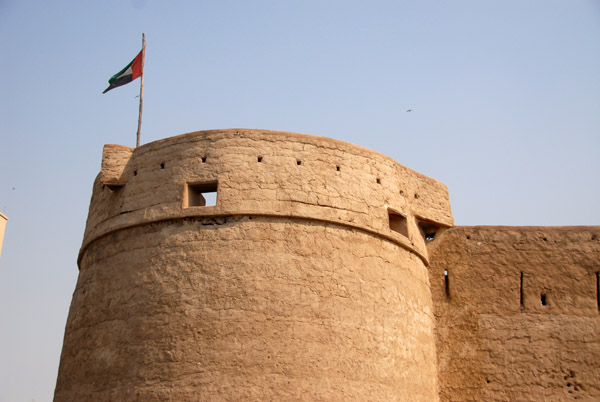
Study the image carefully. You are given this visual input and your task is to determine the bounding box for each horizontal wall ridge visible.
[78,212,429,268]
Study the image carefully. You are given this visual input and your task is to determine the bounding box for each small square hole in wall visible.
[187,182,218,207]
[388,211,408,237]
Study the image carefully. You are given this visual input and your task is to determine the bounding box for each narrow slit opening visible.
[520,272,524,310]
[444,270,450,301]
[596,271,599,312]
[541,293,547,306]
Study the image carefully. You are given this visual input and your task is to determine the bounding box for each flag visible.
[102,50,143,93]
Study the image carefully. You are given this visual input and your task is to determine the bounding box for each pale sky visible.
[1,1,599,400]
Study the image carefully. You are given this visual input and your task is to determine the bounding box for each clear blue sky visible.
[1,1,599,400]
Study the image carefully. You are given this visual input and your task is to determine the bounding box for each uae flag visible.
[102,50,143,93]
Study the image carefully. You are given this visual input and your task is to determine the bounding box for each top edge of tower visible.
[81,128,454,266]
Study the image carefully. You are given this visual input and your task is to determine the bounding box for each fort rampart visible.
[55,129,453,401]
[429,226,600,400]
[55,129,600,401]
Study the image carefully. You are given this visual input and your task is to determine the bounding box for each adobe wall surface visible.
[428,226,600,401]
[55,129,453,401]
[80,129,453,264]
[56,129,599,401]
[56,217,439,401]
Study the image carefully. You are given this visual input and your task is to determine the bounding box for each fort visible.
[55,129,600,401]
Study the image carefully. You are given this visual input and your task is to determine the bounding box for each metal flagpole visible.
[136,33,146,148]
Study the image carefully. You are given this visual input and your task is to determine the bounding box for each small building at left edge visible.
[0,212,7,257]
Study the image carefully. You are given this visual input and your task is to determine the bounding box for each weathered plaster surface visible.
[55,129,450,401]
[80,129,453,266]
[55,130,600,401]
[56,218,439,401]
[428,226,600,401]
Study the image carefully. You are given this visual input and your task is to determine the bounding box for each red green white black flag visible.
[102,50,143,94]
[103,33,146,148]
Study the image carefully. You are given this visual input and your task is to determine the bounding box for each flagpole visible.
[136,33,146,148]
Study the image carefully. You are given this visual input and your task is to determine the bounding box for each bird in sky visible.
[406,109,412,112]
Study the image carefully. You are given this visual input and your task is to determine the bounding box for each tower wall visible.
[55,129,453,401]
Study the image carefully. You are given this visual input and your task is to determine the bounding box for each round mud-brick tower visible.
[54,129,454,401]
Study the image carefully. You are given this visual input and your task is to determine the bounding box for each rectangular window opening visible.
[416,217,443,243]
[187,182,218,207]
[388,211,408,237]
[541,293,547,306]
[105,183,125,192]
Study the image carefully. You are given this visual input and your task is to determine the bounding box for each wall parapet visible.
[79,129,454,266]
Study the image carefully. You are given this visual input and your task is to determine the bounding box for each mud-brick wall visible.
[79,129,454,265]
[55,129,454,401]
[55,217,439,401]
[428,226,600,401]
